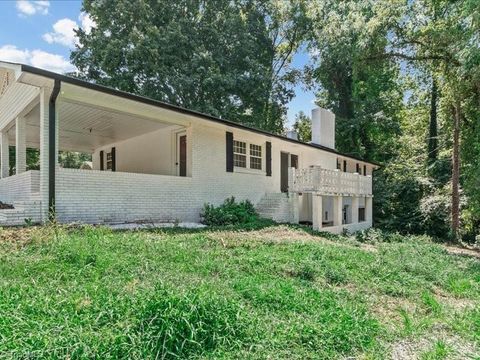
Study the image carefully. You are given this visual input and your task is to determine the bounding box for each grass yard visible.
[0,224,479,359]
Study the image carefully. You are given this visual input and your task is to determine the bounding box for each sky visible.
[0,0,316,127]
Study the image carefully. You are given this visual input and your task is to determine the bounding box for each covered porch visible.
[0,72,195,224]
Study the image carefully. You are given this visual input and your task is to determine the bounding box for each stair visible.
[0,200,42,226]
[256,193,297,223]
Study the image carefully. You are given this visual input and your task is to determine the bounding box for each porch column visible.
[0,131,9,178]
[15,117,26,174]
[288,192,299,224]
[312,194,323,230]
[365,196,373,225]
[351,196,359,224]
[333,195,343,226]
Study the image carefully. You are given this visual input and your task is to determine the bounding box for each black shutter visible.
[343,160,347,172]
[363,165,367,175]
[266,141,272,176]
[111,147,116,172]
[356,163,360,173]
[290,154,298,169]
[100,151,104,171]
[226,132,233,172]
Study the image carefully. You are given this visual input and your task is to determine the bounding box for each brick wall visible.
[0,170,39,204]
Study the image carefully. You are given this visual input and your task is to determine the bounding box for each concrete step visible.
[256,193,296,223]
[0,200,42,226]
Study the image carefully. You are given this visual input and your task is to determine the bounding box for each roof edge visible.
[17,63,380,167]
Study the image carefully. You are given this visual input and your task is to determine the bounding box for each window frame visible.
[233,139,264,173]
[106,152,113,171]
[233,140,247,168]
[249,143,262,170]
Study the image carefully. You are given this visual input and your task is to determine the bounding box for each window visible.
[337,159,341,170]
[343,160,347,172]
[250,144,262,170]
[363,165,367,175]
[233,140,247,168]
[234,139,263,171]
[359,208,366,222]
[106,152,112,170]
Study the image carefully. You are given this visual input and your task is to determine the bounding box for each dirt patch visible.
[443,244,480,259]
[205,225,377,254]
[390,333,479,359]
[368,293,418,331]
[205,225,322,248]
[0,227,52,251]
[432,286,477,312]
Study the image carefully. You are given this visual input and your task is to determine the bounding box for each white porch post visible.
[365,196,373,225]
[312,194,323,230]
[15,116,26,174]
[0,131,9,178]
[351,196,359,224]
[333,195,343,226]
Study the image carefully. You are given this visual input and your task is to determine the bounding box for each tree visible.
[72,0,308,134]
[292,111,311,142]
[305,0,403,164]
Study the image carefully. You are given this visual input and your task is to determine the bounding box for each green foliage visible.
[58,151,92,169]
[72,0,308,133]
[420,341,450,360]
[355,228,431,244]
[292,110,312,142]
[139,286,246,358]
[421,291,442,316]
[201,197,258,226]
[1,225,480,358]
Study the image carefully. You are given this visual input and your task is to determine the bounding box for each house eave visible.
[15,63,380,167]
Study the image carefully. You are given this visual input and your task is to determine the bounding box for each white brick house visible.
[0,62,378,233]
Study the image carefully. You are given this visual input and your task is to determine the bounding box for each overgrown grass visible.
[0,224,479,359]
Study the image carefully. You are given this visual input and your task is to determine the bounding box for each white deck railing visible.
[288,166,372,196]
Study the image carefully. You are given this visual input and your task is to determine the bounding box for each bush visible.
[201,197,258,226]
[355,228,432,244]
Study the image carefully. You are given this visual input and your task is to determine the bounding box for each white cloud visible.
[0,45,75,74]
[43,18,78,47]
[16,0,50,16]
[43,13,95,48]
[30,50,75,73]
[79,12,95,34]
[0,45,30,63]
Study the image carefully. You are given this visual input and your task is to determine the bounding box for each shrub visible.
[355,228,432,244]
[201,197,258,226]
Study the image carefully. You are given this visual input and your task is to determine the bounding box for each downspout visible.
[48,79,61,221]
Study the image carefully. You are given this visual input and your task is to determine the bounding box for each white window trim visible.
[233,139,265,175]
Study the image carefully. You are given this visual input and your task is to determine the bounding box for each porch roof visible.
[1,61,380,166]
[7,100,178,153]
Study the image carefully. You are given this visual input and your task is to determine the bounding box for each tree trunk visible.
[451,101,461,240]
[428,77,438,163]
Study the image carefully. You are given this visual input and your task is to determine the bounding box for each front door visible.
[176,132,187,177]
[280,152,289,192]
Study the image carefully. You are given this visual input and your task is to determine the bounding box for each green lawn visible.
[0,224,479,359]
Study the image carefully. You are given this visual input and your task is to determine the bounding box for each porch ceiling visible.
[8,99,179,153]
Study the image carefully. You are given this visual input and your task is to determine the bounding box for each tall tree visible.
[428,76,438,164]
[72,0,307,134]
[305,0,403,163]
[292,111,311,142]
